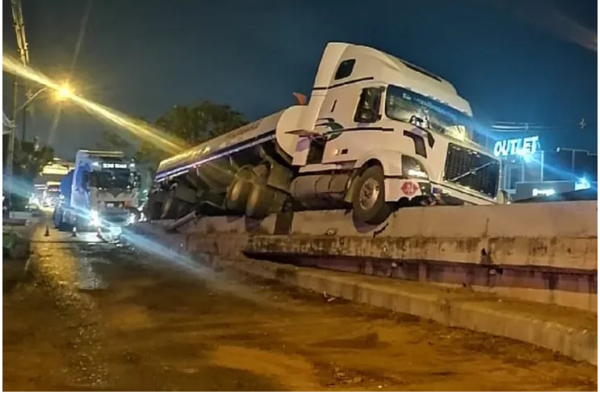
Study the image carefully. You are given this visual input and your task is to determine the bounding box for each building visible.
[491,133,597,201]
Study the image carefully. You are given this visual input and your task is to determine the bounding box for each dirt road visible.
[3,225,597,391]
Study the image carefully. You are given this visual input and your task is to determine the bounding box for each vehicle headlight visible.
[90,209,101,226]
[402,156,428,179]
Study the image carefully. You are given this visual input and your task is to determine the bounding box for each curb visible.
[206,255,597,366]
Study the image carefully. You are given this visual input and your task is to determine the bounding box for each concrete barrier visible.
[139,200,597,311]
[289,201,598,238]
[129,223,597,365]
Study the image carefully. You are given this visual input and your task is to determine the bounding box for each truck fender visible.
[353,150,403,177]
[344,150,403,203]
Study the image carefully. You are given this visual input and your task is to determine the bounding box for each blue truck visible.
[53,150,141,235]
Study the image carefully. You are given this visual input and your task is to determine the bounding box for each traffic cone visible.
[44,225,50,237]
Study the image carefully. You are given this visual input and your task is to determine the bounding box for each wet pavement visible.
[3,222,597,391]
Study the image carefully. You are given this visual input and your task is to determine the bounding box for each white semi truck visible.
[53,150,141,233]
[147,42,506,225]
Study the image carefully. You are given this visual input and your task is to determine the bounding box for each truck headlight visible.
[402,156,428,179]
[90,209,101,227]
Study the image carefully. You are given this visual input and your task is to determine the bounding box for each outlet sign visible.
[493,136,539,157]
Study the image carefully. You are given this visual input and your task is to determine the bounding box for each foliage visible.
[155,101,246,145]
[98,100,247,172]
[2,136,54,210]
[13,139,55,180]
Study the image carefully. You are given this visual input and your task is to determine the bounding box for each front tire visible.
[351,166,392,225]
[54,207,70,231]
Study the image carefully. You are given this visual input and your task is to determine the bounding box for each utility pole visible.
[7,0,30,215]
[6,78,19,217]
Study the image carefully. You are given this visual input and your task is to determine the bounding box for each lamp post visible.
[4,82,75,217]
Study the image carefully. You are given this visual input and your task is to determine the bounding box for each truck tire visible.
[161,194,182,220]
[245,185,274,219]
[75,215,88,232]
[54,207,70,231]
[146,194,164,221]
[225,170,255,213]
[351,165,392,225]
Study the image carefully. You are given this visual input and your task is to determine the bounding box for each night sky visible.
[2,0,598,158]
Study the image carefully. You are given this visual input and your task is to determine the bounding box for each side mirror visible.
[355,108,378,123]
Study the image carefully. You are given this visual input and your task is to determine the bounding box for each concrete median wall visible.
[289,201,598,239]
[141,200,597,311]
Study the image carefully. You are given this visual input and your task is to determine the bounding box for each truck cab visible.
[150,42,504,225]
[54,150,141,232]
[285,44,500,210]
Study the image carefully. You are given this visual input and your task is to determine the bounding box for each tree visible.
[97,101,247,190]
[2,137,55,210]
[14,139,55,181]
[99,100,247,172]
[96,129,134,153]
[155,101,246,146]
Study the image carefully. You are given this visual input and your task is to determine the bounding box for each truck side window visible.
[334,59,355,80]
[354,87,382,124]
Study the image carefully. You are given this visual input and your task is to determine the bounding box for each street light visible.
[5,81,75,218]
[55,83,74,101]
[14,82,75,115]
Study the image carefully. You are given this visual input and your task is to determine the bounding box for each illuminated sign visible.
[532,188,555,197]
[102,163,128,169]
[41,163,71,176]
[575,178,591,191]
[493,136,539,158]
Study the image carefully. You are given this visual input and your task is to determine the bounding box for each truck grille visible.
[443,143,499,198]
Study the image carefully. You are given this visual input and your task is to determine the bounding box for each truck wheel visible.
[54,207,69,231]
[161,194,182,220]
[176,201,193,219]
[245,185,274,219]
[146,194,163,220]
[148,201,163,221]
[75,215,88,232]
[351,166,392,225]
[226,170,254,213]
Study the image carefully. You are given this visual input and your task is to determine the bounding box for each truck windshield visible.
[91,169,135,190]
[46,188,60,197]
[385,85,475,142]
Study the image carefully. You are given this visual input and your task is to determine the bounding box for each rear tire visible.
[146,193,164,221]
[161,193,181,220]
[226,170,254,213]
[351,165,392,225]
[245,185,274,219]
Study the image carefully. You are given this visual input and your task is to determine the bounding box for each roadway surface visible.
[3,221,597,391]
